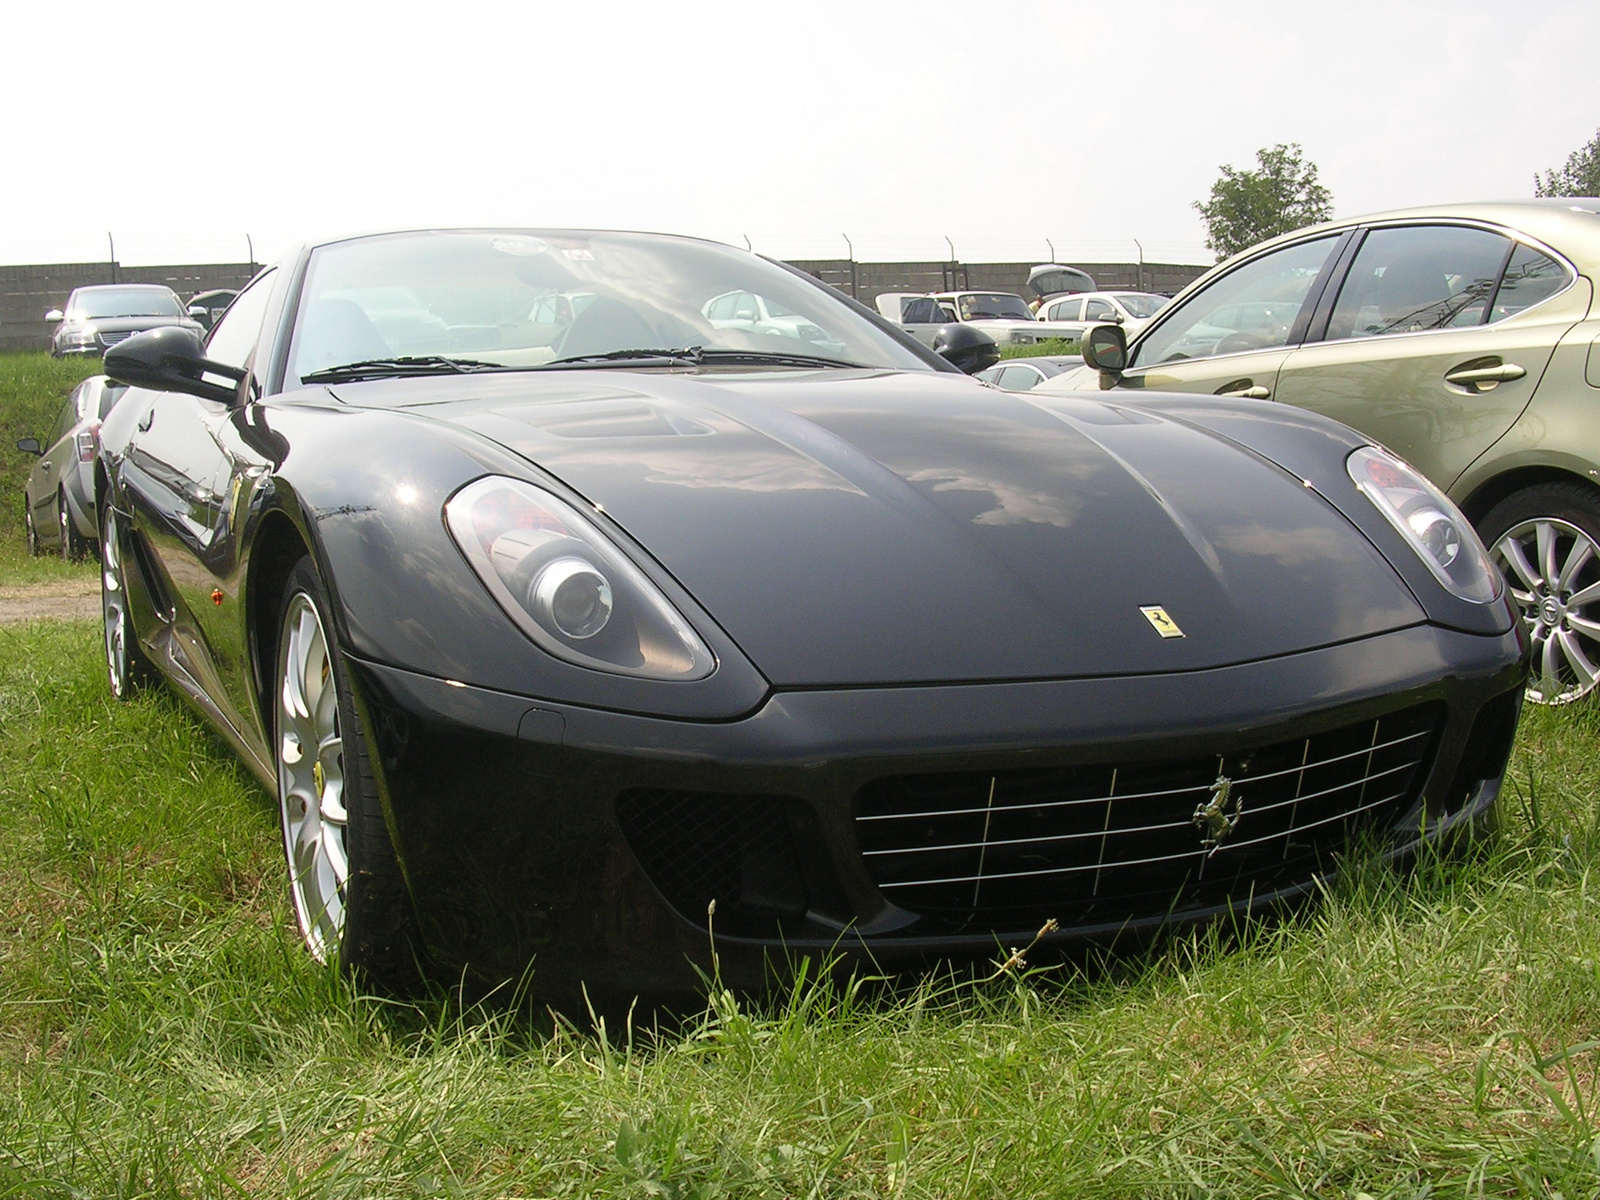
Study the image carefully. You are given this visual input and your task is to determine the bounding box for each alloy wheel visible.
[277,592,348,961]
[1491,515,1600,704]
[59,499,75,561]
[101,508,132,697]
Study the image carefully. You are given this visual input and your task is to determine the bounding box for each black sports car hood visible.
[359,370,1427,686]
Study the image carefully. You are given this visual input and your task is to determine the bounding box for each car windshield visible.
[286,230,934,383]
[1112,293,1168,319]
[956,293,1034,321]
[68,286,184,320]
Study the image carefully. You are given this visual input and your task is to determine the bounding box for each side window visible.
[1325,225,1509,340]
[74,380,97,422]
[1085,299,1115,320]
[49,393,79,445]
[204,269,278,371]
[707,293,735,321]
[1492,244,1568,321]
[1132,235,1338,367]
[732,293,759,321]
[996,365,1042,391]
[1048,299,1082,321]
[903,297,939,323]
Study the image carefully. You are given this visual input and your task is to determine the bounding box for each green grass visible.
[0,616,1597,1196]
[1000,338,1080,359]
[0,353,103,583]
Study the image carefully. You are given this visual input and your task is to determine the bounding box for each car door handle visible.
[1216,383,1271,399]
[138,408,155,432]
[1444,361,1526,390]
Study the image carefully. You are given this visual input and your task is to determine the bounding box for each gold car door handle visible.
[1444,361,1526,390]
[1217,384,1271,399]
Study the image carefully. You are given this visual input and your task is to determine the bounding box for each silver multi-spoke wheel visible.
[277,591,349,961]
[1491,515,1600,705]
[102,507,134,698]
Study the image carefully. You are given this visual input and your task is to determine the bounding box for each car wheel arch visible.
[247,508,316,737]
[1457,465,1600,529]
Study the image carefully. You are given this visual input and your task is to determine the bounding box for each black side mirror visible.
[16,437,42,456]
[932,323,1000,374]
[1080,322,1128,382]
[104,326,246,405]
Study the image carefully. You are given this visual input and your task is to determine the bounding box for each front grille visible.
[855,704,1442,933]
[98,331,135,348]
[616,789,809,936]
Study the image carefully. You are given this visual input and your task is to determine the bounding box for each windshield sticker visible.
[490,236,549,257]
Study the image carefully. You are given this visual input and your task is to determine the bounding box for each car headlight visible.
[445,475,715,680]
[61,326,97,347]
[1347,446,1500,604]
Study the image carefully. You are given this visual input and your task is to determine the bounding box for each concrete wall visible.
[1,262,260,354]
[786,259,1208,305]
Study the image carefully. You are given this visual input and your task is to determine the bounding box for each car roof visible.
[1220,198,1600,277]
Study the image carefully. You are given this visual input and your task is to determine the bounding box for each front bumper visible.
[347,620,1525,1003]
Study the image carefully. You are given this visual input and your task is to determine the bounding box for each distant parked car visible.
[702,289,848,353]
[975,354,1084,391]
[1027,263,1097,307]
[1052,198,1600,703]
[1037,291,1170,337]
[17,375,126,559]
[46,284,202,357]
[186,288,238,331]
[876,290,1084,348]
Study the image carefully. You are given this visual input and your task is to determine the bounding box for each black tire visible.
[59,491,89,562]
[1478,481,1600,705]
[100,501,158,699]
[274,557,424,991]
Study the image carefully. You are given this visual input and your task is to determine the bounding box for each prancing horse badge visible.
[1140,605,1185,638]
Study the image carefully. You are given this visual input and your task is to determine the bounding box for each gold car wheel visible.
[1491,516,1600,705]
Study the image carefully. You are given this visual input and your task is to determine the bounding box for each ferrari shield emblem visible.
[1140,605,1185,638]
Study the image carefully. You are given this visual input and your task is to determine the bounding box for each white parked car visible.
[1036,291,1171,338]
[875,290,1084,348]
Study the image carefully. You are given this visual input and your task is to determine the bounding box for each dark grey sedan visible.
[18,375,126,558]
[47,285,202,357]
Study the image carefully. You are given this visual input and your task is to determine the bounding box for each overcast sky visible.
[4,0,1597,268]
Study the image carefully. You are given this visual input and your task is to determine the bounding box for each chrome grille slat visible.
[854,704,1442,932]
[853,726,1432,824]
[862,757,1422,860]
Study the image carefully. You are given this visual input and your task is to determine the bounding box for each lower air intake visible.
[615,789,809,936]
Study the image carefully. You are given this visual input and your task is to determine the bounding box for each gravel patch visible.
[0,578,99,625]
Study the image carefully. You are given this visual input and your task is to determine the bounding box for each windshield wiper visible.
[543,347,863,370]
[693,348,863,368]
[544,348,705,367]
[300,356,501,383]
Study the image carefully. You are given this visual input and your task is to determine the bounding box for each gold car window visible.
[1133,236,1337,366]
[1491,244,1567,320]
[1326,226,1508,340]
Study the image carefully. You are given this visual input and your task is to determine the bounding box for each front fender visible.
[248,398,770,720]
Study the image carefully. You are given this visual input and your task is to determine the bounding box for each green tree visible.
[1193,143,1333,260]
[1535,128,1600,197]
